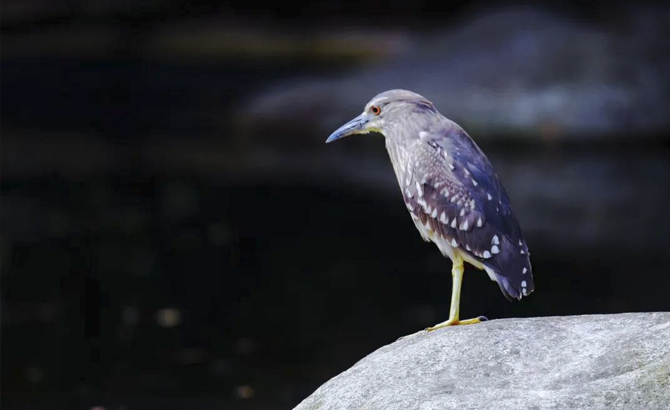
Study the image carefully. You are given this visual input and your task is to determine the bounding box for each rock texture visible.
[295,313,670,410]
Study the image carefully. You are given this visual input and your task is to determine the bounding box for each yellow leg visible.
[426,256,484,331]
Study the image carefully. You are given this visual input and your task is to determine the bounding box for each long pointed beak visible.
[326,113,368,143]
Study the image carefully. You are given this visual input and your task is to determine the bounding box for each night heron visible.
[326,89,534,331]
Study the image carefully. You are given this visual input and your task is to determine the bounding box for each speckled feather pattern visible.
[382,93,534,300]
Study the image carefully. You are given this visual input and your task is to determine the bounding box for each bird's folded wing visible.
[401,126,534,299]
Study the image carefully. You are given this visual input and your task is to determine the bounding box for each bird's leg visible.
[426,256,482,331]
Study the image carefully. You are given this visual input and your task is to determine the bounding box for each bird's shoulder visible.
[406,123,516,231]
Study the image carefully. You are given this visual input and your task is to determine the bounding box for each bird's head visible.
[325,89,438,143]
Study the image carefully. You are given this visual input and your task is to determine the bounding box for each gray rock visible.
[295,313,670,410]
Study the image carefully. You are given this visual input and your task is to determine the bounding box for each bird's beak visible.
[326,113,369,143]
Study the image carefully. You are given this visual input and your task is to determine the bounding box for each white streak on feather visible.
[415,182,423,197]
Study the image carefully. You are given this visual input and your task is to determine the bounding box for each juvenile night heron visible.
[326,89,534,331]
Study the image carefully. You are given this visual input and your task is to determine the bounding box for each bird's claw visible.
[425,316,487,331]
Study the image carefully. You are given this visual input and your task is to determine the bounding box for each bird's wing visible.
[401,125,533,300]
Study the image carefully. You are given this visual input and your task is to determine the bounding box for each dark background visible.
[2,1,669,409]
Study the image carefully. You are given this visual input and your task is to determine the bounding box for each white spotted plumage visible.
[337,89,535,302]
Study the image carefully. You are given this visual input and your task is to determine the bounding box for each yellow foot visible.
[425,316,488,332]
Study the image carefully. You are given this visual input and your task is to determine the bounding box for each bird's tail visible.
[492,273,523,301]
[485,236,534,301]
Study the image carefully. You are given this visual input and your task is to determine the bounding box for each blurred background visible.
[2,0,670,409]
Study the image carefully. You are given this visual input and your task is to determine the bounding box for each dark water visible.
[4,177,670,409]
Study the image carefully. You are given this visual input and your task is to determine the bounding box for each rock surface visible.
[294,313,670,410]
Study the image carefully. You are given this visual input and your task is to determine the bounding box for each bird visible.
[326,89,534,331]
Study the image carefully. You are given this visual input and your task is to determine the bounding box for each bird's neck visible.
[384,136,413,189]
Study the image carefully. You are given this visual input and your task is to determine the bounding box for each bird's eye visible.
[370,105,381,115]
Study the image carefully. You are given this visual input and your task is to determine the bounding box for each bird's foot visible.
[425,316,488,332]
